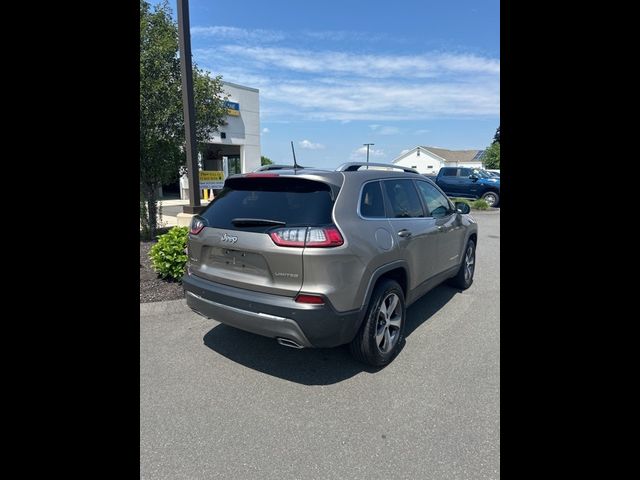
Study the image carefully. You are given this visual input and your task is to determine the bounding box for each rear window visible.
[200,177,335,232]
[440,168,457,176]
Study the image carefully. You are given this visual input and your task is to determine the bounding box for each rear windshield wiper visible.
[231,218,286,226]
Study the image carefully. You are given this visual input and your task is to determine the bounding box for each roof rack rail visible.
[335,162,419,174]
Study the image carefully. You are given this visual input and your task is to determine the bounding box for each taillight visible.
[269,227,308,247]
[190,217,205,235]
[295,294,325,304]
[269,226,344,248]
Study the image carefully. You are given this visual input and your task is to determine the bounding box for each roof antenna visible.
[290,140,300,172]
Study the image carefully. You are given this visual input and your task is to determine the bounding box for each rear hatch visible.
[187,175,339,297]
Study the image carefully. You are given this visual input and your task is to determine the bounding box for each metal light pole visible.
[177,0,204,214]
[363,143,374,168]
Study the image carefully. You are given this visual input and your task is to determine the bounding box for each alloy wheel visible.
[464,244,475,282]
[375,293,402,353]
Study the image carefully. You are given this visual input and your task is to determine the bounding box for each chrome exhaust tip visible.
[276,337,304,349]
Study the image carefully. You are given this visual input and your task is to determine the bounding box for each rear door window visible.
[382,179,425,218]
[200,177,335,232]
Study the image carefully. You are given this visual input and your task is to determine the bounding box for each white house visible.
[392,146,485,174]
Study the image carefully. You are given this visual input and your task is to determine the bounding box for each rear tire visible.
[448,239,476,290]
[481,191,499,207]
[350,279,406,367]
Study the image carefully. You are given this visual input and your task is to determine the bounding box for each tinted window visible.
[472,169,492,178]
[383,180,424,218]
[441,168,457,176]
[360,181,385,218]
[200,177,335,232]
[460,168,472,176]
[416,181,452,218]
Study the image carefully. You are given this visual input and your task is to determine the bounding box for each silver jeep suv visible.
[183,162,478,366]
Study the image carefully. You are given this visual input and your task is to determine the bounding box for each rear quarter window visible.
[359,181,385,218]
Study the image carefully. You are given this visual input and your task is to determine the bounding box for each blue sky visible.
[182,0,499,169]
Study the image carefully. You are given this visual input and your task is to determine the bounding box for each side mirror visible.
[455,202,471,214]
[469,174,479,181]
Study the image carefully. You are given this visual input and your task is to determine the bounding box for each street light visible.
[363,143,374,169]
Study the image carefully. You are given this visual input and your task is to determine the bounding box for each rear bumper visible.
[182,273,364,348]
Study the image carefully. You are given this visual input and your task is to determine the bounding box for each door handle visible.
[397,229,412,237]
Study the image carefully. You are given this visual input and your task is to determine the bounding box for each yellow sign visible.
[199,171,224,181]
[199,170,225,189]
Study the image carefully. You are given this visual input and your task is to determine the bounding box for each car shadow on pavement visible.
[202,284,459,386]
[404,285,458,337]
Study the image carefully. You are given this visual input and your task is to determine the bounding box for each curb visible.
[140,298,188,316]
[471,208,500,214]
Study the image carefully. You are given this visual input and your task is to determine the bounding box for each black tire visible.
[448,239,476,290]
[350,279,406,367]
[481,191,500,208]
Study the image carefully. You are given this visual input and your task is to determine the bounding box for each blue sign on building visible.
[224,101,240,116]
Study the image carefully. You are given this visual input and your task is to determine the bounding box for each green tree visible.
[140,0,227,239]
[493,125,500,144]
[482,141,500,169]
[261,155,273,166]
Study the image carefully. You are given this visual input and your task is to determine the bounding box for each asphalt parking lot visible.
[140,210,500,480]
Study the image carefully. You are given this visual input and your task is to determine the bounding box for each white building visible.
[392,146,484,175]
[202,81,261,175]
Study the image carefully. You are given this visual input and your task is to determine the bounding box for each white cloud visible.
[218,45,499,78]
[192,26,390,44]
[262,127,270,133]
[257,79,499,120]
[194,43,499,122]
[302,30,388,42]
[351,146,384,159]
[191,26,285,42]
[299,139,325,150]
[370,124,399,135]
[415,129,430,135]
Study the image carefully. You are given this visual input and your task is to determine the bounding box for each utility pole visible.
[177,0,203,214]
[363,143,374,169]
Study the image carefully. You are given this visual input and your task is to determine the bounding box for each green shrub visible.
[149,226,189,281]
[471,199,490,210]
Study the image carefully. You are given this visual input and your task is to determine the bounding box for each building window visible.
[227,156,241,175]
[411,166,417,169]
[427,165,433,168]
